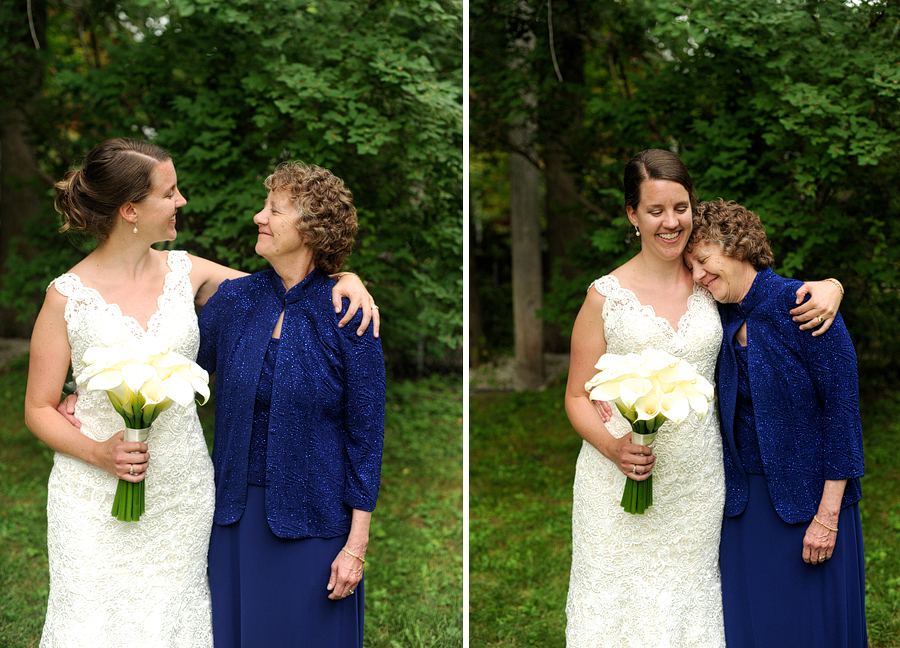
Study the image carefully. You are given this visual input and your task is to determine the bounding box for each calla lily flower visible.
[140,378,174,426]
[619,377,652,410]
[657,359,698,384]
[660,391,690,425]
[677,383,711,419]
[634,392,662,421]
[122,364,156,394]
[638,349,678,373]
[163,375,199,408]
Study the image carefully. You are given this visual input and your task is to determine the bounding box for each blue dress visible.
[719,341,867,647]
[199,269,384,648]
[208,338,365,648]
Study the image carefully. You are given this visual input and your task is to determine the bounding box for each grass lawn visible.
[470,376,900,647]
[0,354,462,648]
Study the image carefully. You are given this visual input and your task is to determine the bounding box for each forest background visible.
[1,0,463,377]
[470,0,900,391]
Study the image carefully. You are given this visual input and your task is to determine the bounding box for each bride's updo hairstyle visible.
[55,138,171,242]
[623,149,697,213]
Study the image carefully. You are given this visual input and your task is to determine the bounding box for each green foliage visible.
[471,0,900,379]
[1,0,462,374]
[643,0,900,376]
[470,379,900,648]
[0,357,462,647]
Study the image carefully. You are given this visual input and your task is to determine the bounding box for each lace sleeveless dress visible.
[40,251,214,648]
[565,275,726,648]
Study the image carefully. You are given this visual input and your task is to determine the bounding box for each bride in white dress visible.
[563,150,840,647]
[23,139,375,647]
[564,150,726,647]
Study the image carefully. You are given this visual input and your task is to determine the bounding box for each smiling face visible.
[626,179,693,261]
[683,240,757,304]
[253,190,305,263]
[133,160,186,241]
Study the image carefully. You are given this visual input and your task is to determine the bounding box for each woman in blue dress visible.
[684,199,867,648]
[198,162,385,648]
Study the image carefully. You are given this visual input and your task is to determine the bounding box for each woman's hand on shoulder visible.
[332,272,380,338]
[188,254,247,310]
[791,279,843,336]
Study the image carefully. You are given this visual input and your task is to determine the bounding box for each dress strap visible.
[49,273,89,299]
[591,275,631,302]
[165,250,192,275]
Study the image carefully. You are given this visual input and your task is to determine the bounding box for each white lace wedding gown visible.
[566,275,726,648]
[40,251,214,648]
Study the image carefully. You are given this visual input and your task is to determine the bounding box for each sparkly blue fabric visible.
[247,338,278,486]
[717,267,863,524]
[198,268,385,539]
[733,344,764,475]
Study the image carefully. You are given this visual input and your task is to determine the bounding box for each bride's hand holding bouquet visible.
[585,348,713,514]
[76,338,209,521]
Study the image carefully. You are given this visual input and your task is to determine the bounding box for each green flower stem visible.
[620,420,659,515]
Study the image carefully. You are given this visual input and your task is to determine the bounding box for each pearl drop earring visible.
[634,225,640,237]
[133,218,138,234]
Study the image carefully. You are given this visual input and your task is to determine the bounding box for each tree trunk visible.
[468,196,486,369]
[0,1,46,338]
[543,140,586,353]
[509,117,544,390]
[540,0,589,354]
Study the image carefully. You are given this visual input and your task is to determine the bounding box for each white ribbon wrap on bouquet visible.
[124,427,150,443]
[632,431,657,447]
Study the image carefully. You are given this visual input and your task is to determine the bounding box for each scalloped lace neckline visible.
[62,258,178,335]
[604,274,702,335]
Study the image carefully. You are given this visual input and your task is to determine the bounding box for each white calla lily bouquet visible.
[75,339,210,521]
[585,348,714,514]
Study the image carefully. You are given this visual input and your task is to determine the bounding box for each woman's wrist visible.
[813,515,839,533]
[825,277,844,297]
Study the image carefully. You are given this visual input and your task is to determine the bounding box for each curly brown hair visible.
[264,163,358,274]
[687,199,774,270]
[54,138,171,242]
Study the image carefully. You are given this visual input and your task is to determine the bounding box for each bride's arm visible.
[564,288,655,480]
[24,287,148,482]
[189,254,380,336]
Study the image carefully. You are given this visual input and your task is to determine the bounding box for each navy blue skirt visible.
[720,475,867,648]
[208,485,364,648]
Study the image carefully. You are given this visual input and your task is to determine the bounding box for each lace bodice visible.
[40,251,214,648]
[565,275,726,647]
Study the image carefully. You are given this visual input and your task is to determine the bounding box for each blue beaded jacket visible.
[717,268,863,524]
[198,268,385,539]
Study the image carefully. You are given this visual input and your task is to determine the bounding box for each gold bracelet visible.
[341,547,366,564]
[825,278,844,297]
[813,515,838,533]
[333,272,358,280]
